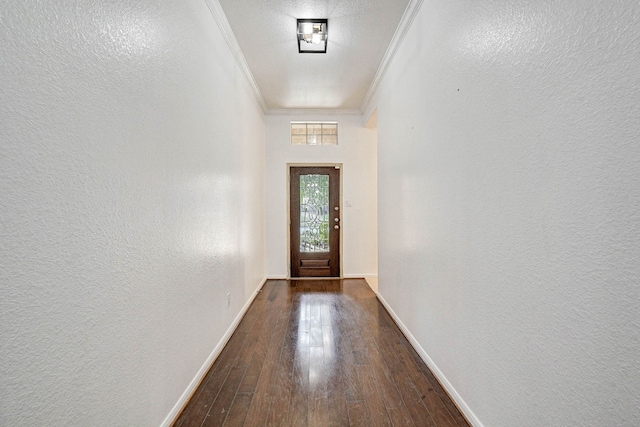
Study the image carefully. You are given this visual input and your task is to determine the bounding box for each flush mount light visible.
[297,19,328,53]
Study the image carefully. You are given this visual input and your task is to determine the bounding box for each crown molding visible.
[204,0,268,112]
[360,0,424,113]
[266,108,362,116]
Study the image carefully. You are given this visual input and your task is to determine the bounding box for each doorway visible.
[290,166,340,277]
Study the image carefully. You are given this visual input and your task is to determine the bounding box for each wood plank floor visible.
[174,279,469,427]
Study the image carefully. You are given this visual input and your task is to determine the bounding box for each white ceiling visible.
[218,0,410,110]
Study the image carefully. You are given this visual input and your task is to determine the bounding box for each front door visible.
[290,166,340,277]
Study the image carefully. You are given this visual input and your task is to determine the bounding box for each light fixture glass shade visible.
[297,19,328,53]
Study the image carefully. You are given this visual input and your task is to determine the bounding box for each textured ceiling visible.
[218,0,410,110]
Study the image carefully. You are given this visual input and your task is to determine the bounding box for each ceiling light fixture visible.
[297,19,328,53]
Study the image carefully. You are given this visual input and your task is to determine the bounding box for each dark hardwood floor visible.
[174,279,469,427]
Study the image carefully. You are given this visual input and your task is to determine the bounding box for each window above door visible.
[291,122,338,145]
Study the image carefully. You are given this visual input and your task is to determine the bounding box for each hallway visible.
[175,280,467,426]
[3,0,639,425]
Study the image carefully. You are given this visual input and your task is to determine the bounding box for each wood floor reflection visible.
[174,279,469,427]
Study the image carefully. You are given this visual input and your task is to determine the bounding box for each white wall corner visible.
[341,275,379,294]
[364,108,378,130]
[376,293,484,427]
[204,0,268,112]
[364,275,378,293]
[160,277,268,427]
[359,0,424,114]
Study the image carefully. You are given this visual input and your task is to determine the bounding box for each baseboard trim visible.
[376,293,484,427]
[161,277,267,427]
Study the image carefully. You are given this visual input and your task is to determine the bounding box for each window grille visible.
[291,122,338,145]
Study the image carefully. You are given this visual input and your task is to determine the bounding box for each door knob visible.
[334,218,339,222]
[334,225,339,229]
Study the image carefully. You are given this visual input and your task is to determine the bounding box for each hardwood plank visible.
[342,279,374,300]
[174,342,234,426]
[361,292,466,427]
[237,286,283,394]
[235,296,271,377]
[342,299,369,366]
[398,334,470,427]
[370,307,460,426]
[243,290,290,426]
[176,279,467,427]
[386,326,458,427]
[334,295,364,403]
[176,330,248,427]
[344,300,424,425]
[238,340,268,394]
[222,392,253,427]
[201,363,246,426]
[285,280,311,427]
[362,341,414,426]
[356,364,392,427]
[346,400,371,427]
[174,286,270,426]
[264,291,299,426]
[286,342,309,426]
[309,300,323,347]
[308,346,328,427]
[375,326,436,427]
[349,297,416,426]
[324,294,350,427]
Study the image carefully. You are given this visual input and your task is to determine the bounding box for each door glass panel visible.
[300,174,329,252]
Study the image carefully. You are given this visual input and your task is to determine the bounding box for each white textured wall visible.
[264,113,377,280]
[370,0,640,425]
[0,1,265,425]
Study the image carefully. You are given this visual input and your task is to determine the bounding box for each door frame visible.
[287,163,343,279]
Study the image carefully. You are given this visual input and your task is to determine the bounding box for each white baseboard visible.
[266,276,288,280]
[160,277,267,427]
[376,293,484,427]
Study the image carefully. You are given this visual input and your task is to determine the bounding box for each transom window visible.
[291,122,338,145]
